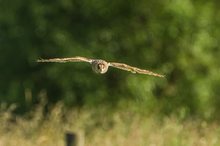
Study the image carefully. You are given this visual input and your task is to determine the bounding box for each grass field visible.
[0,103,220,146]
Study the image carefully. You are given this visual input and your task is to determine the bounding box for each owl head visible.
[91,60,109,74]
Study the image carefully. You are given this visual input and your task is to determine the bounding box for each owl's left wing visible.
[37,56,93,63]
[109,62,164,78]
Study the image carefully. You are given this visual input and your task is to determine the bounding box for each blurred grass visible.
[0,102,220,146]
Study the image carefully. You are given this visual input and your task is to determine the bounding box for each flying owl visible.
[37,56,164,77]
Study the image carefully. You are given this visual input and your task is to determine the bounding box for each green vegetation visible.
[0,0,220,145]
[1,0,220,118]
[0,104,220,146]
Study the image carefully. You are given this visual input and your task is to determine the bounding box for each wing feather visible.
[109,62,164,77]
[37,56,92,63]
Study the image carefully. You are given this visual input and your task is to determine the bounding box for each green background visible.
[1,0,220,120]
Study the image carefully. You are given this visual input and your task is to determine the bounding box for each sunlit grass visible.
[0,103,220,146]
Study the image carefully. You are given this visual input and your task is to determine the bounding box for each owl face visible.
[92,60,109,74]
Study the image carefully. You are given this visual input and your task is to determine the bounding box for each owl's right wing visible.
[109,62,164,77]
[37,56,93,63]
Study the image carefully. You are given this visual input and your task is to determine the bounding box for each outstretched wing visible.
[109,62,164,77]
[37,56,93,63]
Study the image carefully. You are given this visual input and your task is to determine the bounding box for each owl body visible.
[91,59,109,74]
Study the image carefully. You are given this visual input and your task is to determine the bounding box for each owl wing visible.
[37,56,93,63]
[109,62,164,77]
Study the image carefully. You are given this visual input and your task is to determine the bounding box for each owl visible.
[37,56,164,77]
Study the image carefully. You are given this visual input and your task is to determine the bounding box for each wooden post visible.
[65,132,77,146]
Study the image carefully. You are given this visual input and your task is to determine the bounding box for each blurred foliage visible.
[0,0,220,119]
